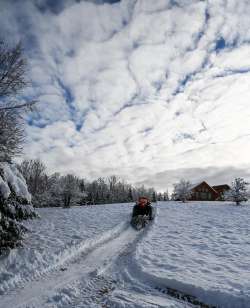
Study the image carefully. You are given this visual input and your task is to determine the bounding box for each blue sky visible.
[1,0,250,191]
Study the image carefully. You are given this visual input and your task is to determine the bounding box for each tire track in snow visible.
[105,212,219,308]
[155,286,216,308]
[50,273,117,308]
[103,216,196,308]
[0,222,139,308]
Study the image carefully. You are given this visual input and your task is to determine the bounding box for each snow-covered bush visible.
[224,178,249,205]
[172,179,192,202]
[0,162,37,252]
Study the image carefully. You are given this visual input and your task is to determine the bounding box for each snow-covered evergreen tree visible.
[172,179,192,202]
[225,178,249,205]
[0,163,37,252]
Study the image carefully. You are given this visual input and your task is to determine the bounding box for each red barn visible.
[189,181,230,201]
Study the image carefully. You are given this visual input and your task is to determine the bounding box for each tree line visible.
[18,159,167,207]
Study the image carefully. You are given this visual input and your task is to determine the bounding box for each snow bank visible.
[0,162,31,202]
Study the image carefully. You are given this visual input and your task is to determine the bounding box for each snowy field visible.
[135,202,250,307]
[0,201,250,307]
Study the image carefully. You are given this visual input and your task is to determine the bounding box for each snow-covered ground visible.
[0,203,132,294]
[135,202,250,307]
[0,201,250,307]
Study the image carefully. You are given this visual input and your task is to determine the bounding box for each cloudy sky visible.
[1,0,250,191]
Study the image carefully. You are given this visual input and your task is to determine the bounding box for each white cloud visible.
[1,0,250,190]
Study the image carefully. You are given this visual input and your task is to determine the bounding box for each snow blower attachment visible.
[131,197,154,230]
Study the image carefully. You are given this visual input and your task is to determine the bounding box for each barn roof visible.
[189,182,202,190]
[190,181,219,194]
[212,184,230,190]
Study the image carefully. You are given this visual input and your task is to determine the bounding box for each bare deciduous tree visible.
[0,41,36,162]
[19,159,47,195]
[0,110,24,161]
[0,42,31,107]
[18,159,159,207]
[173,179,192,202]
[59,174,81,208]
[225,178,249,205]
[163,190,169,201]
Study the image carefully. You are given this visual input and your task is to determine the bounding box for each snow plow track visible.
[0,222,139,308]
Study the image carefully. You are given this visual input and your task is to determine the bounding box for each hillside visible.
[0,202,250,307]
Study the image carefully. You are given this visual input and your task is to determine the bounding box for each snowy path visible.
[0,222,138,308]
[0,218,184,308]
[0,204,133,294]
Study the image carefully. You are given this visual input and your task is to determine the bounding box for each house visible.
[189,181,230,201]
[212,184,231,198]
